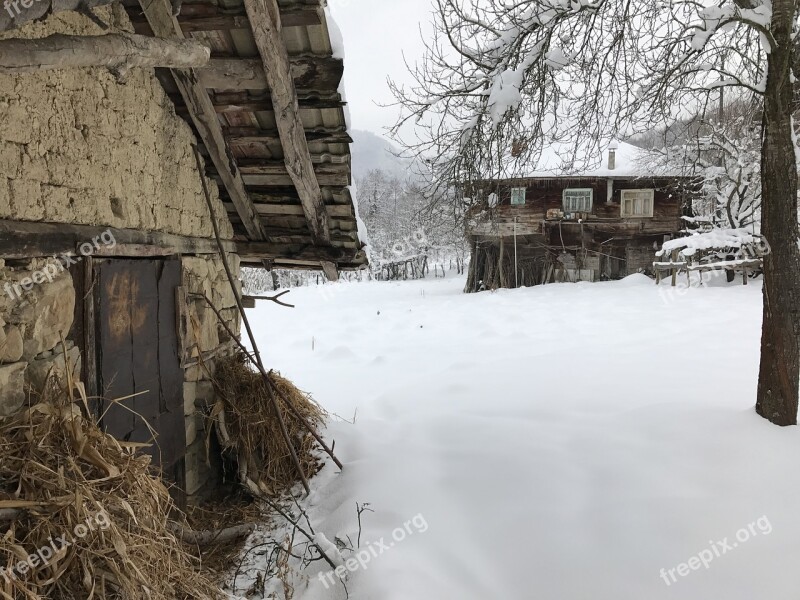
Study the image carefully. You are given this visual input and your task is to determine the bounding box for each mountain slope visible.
[350,129,410,179]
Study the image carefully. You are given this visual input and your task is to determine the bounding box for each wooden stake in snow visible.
[0,33,210,79]
[192,146,313,496]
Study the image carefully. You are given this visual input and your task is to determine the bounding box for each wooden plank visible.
[242,0,331,244]
[248,203,353,218]
[209,158,349,187]
[0,219,236,259]
[130,3,321,33]
[239,172,349,187]
[222,201,353,218]
[240,256,366,270]
[237,241,363,262]
[241,162,349,178]
[138,0,266,242]
[171,91,345,113]
[227,128,353,146]
[685,259,762,271]
[198,57,344,93]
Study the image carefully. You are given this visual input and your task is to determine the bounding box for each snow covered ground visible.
[243,273,800,600]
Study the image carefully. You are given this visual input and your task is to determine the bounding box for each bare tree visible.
[391,0,800,425]
[641,94,762,230]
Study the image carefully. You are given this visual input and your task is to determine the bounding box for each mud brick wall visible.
[0,8,244,501]
[0,8,232,240]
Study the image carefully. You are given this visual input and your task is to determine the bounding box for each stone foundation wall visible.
[180,254,242,499]
[0,258,79,416]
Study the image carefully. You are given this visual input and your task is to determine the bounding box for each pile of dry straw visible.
[212,352,327,495]
[0,377,221,599]
[0,348,330,598]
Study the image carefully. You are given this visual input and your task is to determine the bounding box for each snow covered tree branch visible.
[390,0,771,206]
[392,0,800,426]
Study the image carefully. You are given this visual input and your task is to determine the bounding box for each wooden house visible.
[465,141,694,291]
[0,0,365,504]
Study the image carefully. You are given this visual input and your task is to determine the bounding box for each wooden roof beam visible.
[237,242,361,263]
[0,219,236,258]
[198,57,343,94]
[170,92,346,114]
[226,126,352,146]
[138,0,266,241]
[233,203,353,218]
[241,257,365,271]
[0,33,210,74]
[242,0,331,244]
[130,3,322,33]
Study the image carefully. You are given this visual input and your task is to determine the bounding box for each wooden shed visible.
[0,0,365,504]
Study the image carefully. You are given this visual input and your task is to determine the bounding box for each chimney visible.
[607,140,619,170]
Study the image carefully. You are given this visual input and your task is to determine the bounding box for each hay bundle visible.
[0,381,221,599]
[213,353,326,495]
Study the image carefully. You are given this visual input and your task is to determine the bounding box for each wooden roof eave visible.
[137,0,267,242]
[242,0,331,246]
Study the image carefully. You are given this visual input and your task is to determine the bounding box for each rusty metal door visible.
[92,259,185,478]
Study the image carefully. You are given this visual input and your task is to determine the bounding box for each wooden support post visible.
[243,0,331,244]
[670,249,679,287]
[499,238,507,288]
[0,33,210,75]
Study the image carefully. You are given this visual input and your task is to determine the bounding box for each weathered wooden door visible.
[92,258,185,481]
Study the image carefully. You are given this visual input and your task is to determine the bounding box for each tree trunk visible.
[756,0,800,426]
[0,33,210,74]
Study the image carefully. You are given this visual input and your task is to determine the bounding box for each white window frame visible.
[562,188,593,212]
[510,187,526,206]
[620,189,655,217]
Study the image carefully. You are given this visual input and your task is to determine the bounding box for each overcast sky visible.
[328,0,435,137]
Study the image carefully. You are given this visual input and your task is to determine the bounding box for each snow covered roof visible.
[506,140,685,180]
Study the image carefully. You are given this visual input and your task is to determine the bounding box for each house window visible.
[563,188,593,212]
[510,187,526,205]
[620,189,654,217]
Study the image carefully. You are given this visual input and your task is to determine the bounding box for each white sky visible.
[328,0,435,136]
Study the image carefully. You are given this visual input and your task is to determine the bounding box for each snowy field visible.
[244,274,800,600]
